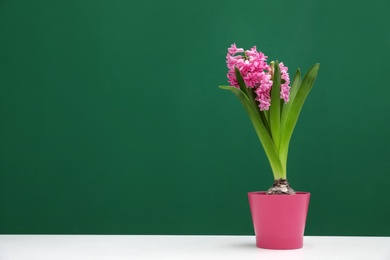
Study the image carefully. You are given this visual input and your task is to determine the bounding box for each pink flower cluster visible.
[226,44,290,111]
[279,62,291,102]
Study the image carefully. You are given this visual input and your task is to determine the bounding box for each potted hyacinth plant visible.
[220,44,319,249]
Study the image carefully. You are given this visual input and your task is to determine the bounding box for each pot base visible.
[256,236,303,250]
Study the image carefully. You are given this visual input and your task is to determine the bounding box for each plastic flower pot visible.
[248,192,310,250]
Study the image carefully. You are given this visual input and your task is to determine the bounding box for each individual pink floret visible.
[227,43,245,55]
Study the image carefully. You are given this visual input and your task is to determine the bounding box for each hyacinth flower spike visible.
[220,44,319,194]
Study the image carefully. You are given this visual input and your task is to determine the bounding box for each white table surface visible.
[0,235,389,260]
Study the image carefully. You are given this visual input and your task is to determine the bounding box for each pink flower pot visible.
[248,192,310,250]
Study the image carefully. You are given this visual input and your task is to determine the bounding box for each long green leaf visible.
[235,67,247,93]
[219,85,284,179]
[270,61,281,150]
[279,64,320,169]
[281,69,301,129]
[248,88,271,135]
[235,67,271,135]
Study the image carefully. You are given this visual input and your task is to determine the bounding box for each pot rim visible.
[248,191,310,195]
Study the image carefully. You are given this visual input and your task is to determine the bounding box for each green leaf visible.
[279,64,320,169]
[235,67,271,135]
[219,85,284,179]
[247,88,271,135]
[264,109,270,123]
[281,69,301,129]
[270,61,281,150]
[235,67,247,93]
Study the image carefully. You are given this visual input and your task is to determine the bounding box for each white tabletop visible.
[0,235,389,260]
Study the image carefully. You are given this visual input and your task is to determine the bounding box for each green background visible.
[1,0,389,235]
